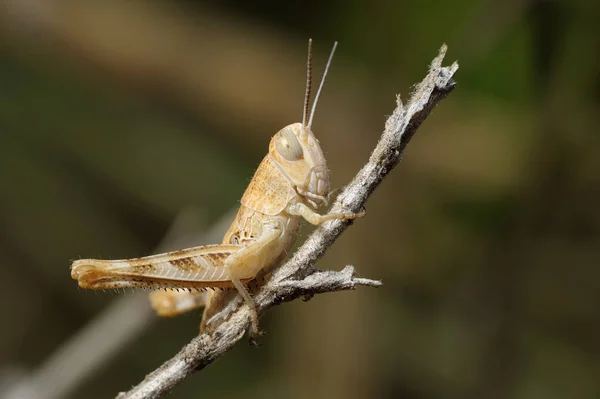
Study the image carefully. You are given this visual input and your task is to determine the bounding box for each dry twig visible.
[117,44,458,399]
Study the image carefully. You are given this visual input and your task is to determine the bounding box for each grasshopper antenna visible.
[302,39,313,128]
[308,41,337,129]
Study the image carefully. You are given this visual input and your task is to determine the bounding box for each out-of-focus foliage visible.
[0,1,598,398]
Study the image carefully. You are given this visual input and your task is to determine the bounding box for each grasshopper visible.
[71,40,364,337]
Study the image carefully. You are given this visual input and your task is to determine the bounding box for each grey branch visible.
[117,44,458,399]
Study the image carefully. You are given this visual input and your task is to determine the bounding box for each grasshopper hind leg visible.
[149,290,207,317]
[231,278,262,339]
[201,271,271,340]
[200,281,261,343]
[217,221,283,339]
[201,289,242,332]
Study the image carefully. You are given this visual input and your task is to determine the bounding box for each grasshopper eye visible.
[274,128,303,161]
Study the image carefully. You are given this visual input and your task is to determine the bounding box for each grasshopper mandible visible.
[70,40,364,337]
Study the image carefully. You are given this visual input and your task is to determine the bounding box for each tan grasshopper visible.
[71,40,364,337]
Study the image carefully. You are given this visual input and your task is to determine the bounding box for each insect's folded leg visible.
[200,289,241,332]
[71,244,242,291]
[221,222,283,338]
[286,202,366,225]
[149,290,209,317]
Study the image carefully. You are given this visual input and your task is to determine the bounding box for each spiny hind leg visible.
[222,222,283,338]
[201,281,269,337]
[286,202,365,225]
[231,278,260,341]
[200,270,272,333]
[149,290,208,317]
[200,289,240,332]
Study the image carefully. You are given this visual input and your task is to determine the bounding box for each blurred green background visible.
[0,1,599,398]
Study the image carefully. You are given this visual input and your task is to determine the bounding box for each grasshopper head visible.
[268,122,329,209]
[266,40,338,209]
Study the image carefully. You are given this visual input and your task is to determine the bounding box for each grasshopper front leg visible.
[286,202,365,225]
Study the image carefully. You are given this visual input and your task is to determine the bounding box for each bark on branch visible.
[117,44,458,399]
